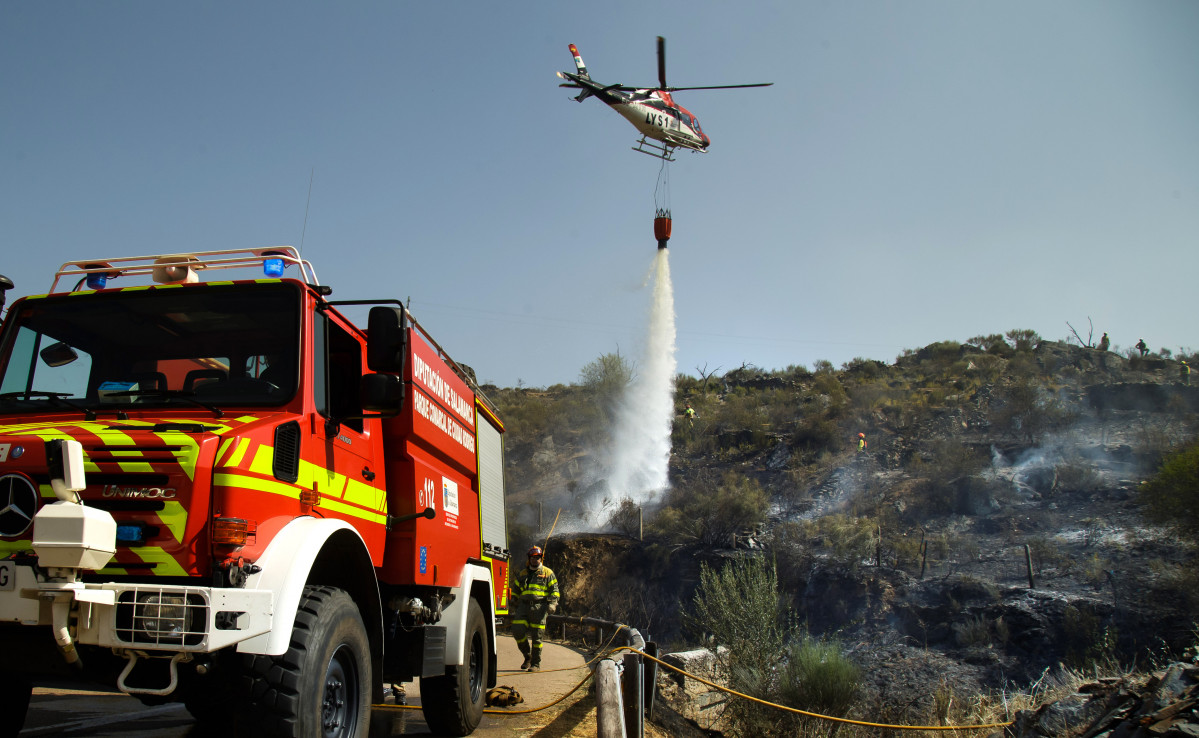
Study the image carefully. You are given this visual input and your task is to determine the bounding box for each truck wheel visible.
[243,585,371,738]
[0,673,32,738]
[420,598,487,736]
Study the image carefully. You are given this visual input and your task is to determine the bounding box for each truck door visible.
[310,311,387,556]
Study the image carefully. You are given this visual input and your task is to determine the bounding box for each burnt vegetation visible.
[489,332,1199,734]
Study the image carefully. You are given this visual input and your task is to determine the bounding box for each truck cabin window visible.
[0,284,300,414]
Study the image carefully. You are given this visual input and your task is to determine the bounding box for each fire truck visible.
[0,248,511,737]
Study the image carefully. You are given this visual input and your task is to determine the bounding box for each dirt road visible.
[18,637,597,737]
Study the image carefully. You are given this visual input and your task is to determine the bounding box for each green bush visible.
[649,472,769,548]
[1138,440,1199,541]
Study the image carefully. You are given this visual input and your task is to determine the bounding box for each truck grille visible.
[115,587,208,648]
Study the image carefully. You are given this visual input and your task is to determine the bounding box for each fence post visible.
[643,641,659,719]
[622,653,644,738]
[596,659,626,738]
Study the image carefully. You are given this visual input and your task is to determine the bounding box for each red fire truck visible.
[0,248,511,737]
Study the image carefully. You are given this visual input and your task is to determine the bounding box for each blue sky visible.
[3,2,1197,388]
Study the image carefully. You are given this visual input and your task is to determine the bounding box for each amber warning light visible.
[211,518,249,546]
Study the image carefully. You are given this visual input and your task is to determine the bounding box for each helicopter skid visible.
[632,136,677,161]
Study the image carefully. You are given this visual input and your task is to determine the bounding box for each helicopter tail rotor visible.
[569,43,590,80]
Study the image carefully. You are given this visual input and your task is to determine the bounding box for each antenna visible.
[299,167,314,256]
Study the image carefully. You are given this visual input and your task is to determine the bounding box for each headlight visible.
[135,593,188,643]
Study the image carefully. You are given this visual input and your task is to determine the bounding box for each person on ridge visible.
[1136,338,1149,357]
[511,545,559,672]
[1097,333,1110,352]
[1182,360,1191,387]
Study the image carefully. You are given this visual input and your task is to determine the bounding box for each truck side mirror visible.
[360,373,403,414]
[367,307,406,374]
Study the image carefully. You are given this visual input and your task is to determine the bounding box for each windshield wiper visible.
[0,390,98,420]
[102,389,224,419]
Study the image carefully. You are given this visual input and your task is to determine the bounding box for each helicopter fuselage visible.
[558,71,709,153]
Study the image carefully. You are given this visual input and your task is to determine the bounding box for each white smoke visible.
[606,250,677,504]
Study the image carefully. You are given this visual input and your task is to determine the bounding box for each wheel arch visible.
[442,563,496,677]
[237,517,383,678]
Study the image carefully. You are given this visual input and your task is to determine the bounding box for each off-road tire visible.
[0,673,32,738]
[420,598,488,736]
[240,585,371,738]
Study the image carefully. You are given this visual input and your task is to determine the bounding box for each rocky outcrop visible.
[997,662,1198,738]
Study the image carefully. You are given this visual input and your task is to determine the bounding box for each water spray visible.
[603,219,678,507]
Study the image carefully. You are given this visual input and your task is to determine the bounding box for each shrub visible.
[649,472,769,548]
[1138,440,1199,542]
[953,615,991,647]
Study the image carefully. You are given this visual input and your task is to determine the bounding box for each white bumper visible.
[0,563,274,652]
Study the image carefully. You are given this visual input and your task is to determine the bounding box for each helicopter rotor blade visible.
[657,36,667,90]
[661,83,774,91]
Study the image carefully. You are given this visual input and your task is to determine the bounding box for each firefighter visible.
[1136,339,1149,357]
[857,432,867,452]
[1182,360,1191,386]
[511,545,559,671]
[684,403,695,426]
[1097,333,1110,352]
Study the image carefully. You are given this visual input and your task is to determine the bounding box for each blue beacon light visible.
[86,273,109,289]
[263,257,286,278]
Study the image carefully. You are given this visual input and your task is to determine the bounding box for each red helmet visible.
[527,546,544,558]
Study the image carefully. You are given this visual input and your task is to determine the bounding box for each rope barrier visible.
[373,626,1015,731]
[607,645,1015,732]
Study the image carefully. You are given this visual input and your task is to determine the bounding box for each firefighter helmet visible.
[527,546,544,558]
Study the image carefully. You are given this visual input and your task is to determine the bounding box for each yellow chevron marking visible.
[316,496,387,525]
[248,445,274,475]
[296,458,347,499]
[214,471,301,500]
[226,438,252,468]
[155,432,199,481]
[157,501,188,544]
[344,476,385,512]
[216,438,235,465]
[98,546,189,577]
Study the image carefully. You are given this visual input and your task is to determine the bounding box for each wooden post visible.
[643,641,659,720]
[622,653,644,738]
[1025,544,1035,589]
[596,659,626,738]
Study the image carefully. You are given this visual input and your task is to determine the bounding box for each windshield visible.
[0,283,301,415]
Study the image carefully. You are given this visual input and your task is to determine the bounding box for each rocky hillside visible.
[489,336,1199,730]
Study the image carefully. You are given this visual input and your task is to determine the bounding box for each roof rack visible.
[49,247,319,293]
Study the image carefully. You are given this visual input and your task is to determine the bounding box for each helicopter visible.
[557,37,772,161]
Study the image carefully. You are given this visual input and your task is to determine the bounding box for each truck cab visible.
[0,248,510,737]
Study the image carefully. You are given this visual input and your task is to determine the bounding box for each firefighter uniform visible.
[511,548,559,671]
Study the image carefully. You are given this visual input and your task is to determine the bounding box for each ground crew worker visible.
[1182,360,1191,386]
[1097,333,1110,352]
[857,432,867,452]
[1136,339,1148,357]
[511,545,559,671]
[684,403,695,425]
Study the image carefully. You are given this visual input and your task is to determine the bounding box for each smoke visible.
[606,249,677,505]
